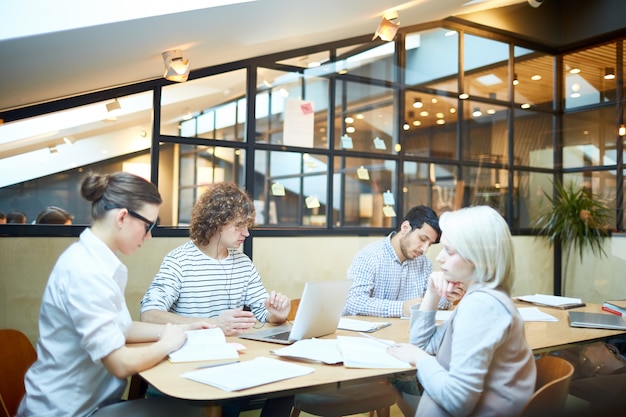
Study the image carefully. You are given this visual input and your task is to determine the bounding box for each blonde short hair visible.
[439,206,514,294]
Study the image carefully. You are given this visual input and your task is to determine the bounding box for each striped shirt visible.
[140,241,270,322]
[343,233,451,317]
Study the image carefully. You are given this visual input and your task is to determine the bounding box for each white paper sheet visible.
[181,357,315,391]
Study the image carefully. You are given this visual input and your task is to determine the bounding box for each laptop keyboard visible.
[266,331,291,341]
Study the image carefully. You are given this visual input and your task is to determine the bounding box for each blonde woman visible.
[388,205,536,417]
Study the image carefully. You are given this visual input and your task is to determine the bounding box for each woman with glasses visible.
[18,171,208,417]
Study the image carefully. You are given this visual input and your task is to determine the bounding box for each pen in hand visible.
[196,360,240,369]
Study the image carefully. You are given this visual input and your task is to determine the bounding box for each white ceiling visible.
[0,0,528,113]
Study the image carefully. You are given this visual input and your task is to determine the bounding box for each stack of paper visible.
[168,328,239,363]
[337,335,412,369]
[271,339,343,364]
[517,307,558,322]
[181,357,315,391]
[337,317,391,332]
[516,294,585,309]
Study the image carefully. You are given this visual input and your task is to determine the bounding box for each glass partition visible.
[563,107,618,169]
[406,28,458,93]
[462,100,509,163]
[333,156,396,228]
[563,42,618,110]
[464,34,509,101]
[403,92,458,159]
[254,150,328,227]
[403,161,459,216]
[513,48,554,111]
[0,91,154,224]
[513,110,553,168]
[516,170,551,229]
[255,68,329,149]
[167,70,247,140]
[334,81,395,154]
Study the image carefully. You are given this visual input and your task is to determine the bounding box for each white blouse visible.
[19,228,132,417]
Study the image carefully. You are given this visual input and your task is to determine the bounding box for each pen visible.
[358,332,395,347]
[196,360,240,369]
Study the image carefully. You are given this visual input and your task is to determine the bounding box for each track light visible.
[373,11,399,42]
[162,49,190,82]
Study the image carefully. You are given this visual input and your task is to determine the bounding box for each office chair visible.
[0,329,37,417]
[518,355,574,417]
[287,299,397,417]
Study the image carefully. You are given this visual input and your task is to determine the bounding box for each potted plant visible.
[534,180,612,295]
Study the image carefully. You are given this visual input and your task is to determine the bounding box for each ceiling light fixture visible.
[513,74,519,86]
[162,49,190,82]
[373,11,399,42]
[472,107,482,117]
[413,98,423,109]
[619,124,626,137]
[604,67,616,80]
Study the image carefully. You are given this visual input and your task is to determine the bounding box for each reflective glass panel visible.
[515,170,552,229]
[333,156,397,227]
[403,162,459,217]
[163,69,247,140]
[334,81,395,154]
[513,48,553,111]
[563,42,618,110]
[464,34,509,100]
[513,110,553,168]
[405,28,458,93]
[563,107,618,168]
[177,145,246,225]
[403,93,458,159]
[255,68,329,149]
[254,150,328,227]
[462,100,509,163]
[335,42,396,82]
[461,165,507,217]
[0,91,153,224]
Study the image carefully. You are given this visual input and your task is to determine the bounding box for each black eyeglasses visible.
[104,205,158,234]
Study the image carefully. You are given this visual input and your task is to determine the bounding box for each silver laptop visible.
[239,279,352,345]
[568,311,626,330]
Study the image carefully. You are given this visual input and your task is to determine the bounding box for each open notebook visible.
[239,279,351,345]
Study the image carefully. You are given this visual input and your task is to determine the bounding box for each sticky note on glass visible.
[305,195,320,209]
[383,191,395,206]
[383,206,396,217]
[357,167,370,180]
[373,137,386,150]
[271,183,286,196]
[341,135,353,149]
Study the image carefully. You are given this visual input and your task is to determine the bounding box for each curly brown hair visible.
[190,183,255,246]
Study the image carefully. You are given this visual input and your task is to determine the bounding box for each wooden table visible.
[518,302,626,353]
[137,303,625,414]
